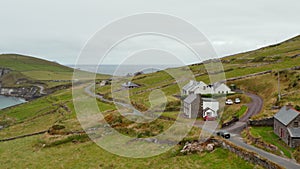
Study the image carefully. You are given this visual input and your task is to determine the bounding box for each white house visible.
[182,80,208,95]
[183,80,233,95]
[212,82,233,94]
[202,98,219,118]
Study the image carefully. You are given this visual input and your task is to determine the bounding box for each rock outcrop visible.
[180,139,221,154]
[0,68,11,78]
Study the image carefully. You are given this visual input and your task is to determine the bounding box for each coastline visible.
[0,95,27,110]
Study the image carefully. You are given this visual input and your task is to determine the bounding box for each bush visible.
[45,134,90,147]
[295,105,300,111]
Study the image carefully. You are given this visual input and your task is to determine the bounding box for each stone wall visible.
[248,117,274,126]
[219,138,284,169]
[221,116,239,128]
[244,128,278,152]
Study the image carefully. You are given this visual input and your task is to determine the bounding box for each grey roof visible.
[202,98,218,102]
[287,128,300,138]
[274,106,300,126]
[182,81,198,91]
[184,94,198,104]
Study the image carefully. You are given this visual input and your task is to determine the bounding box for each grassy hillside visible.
[0,54,73,72]
[0,87,258,169]
[96,35,300,121]
[0,54,110,88]
[0,35,299,168]
[222,35,300,63]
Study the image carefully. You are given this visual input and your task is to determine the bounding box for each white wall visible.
[203,100,219,117]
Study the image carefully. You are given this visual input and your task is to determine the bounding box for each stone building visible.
[274,104,300,148]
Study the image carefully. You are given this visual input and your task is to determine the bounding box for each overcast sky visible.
[0,0,299,65]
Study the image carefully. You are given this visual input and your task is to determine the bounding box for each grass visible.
[234,70,300,119]
[0,54,110,88]
[248,127,294,158]
[0,86,257,168]
[94,35,300,120]
[0,135,257,169]
[1,35,300,168]
[236,105,248,118]
[221,94,251,123]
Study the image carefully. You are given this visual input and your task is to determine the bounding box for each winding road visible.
[223,92,263,133]
[222,92,300,169]
[85,84,300,168]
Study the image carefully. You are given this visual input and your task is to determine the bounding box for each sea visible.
[0,95,26,110]
[68,64,181,76]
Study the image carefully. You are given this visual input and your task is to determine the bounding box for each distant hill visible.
[0,54,109,87]
[222,35,300,63]
[0,54,73,72]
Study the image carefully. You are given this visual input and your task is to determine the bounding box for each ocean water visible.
[0,95,26,110]
[69,65,180,76]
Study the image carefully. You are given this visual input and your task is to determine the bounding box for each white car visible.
[225,99,233,105]
[235,98,241,104]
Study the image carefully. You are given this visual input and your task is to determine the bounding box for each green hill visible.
[96,35,300,118]
[222,35,300,63]
[0,54,73,72]
[0,54,110,88]
[0,35,300,168]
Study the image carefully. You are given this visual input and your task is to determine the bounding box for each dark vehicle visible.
[216,131,230,139]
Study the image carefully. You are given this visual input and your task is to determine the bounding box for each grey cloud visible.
[0,0,299,64]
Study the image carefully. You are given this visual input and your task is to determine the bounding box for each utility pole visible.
[278,70,281,101]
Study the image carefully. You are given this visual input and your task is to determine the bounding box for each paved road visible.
[230,136,300,169]
[88,84,299,168]
[240,92,263,122]
[221,92,300,168]
[223,92,263,133]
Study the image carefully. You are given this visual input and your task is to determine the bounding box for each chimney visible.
[286,103,293,110]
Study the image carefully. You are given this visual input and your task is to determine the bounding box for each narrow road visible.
[34,84,46,95]
[221,92,300,168]
[84,84,144,116]
[223,92,263,133]
[240,92,263,122]
[88,84,300,168]
[230,136,300,169]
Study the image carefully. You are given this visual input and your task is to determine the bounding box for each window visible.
[294,121,299,128]
[203,86,206,90]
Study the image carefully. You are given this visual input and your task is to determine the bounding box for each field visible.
[0,87,258,168]
[1,35,300,168]
[0,135,257,169]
